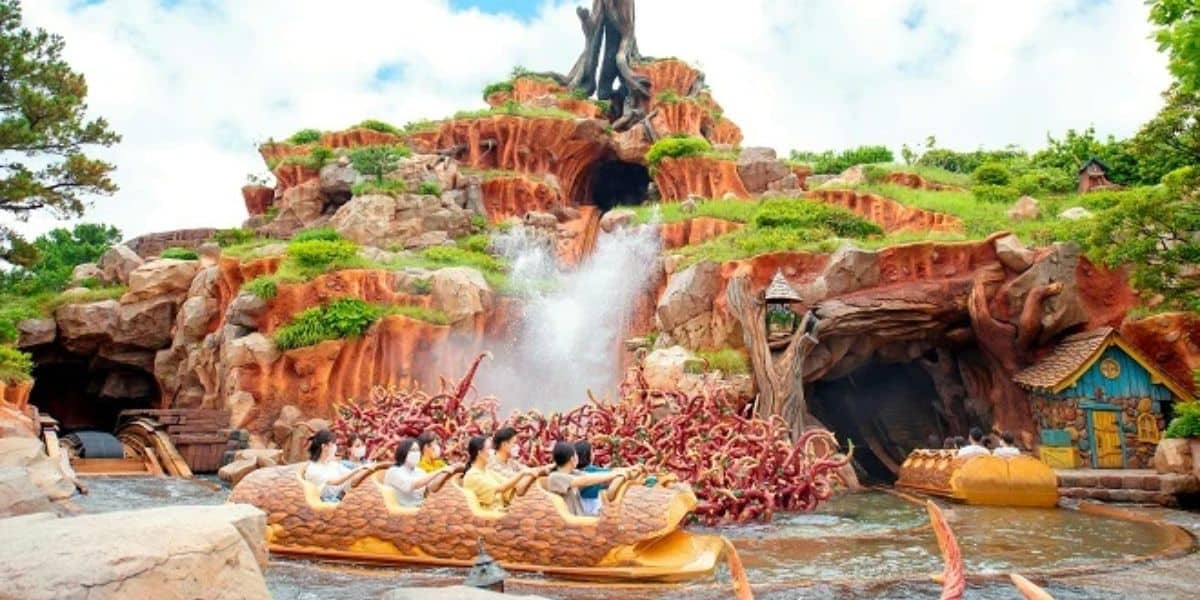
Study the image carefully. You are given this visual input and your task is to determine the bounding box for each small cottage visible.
[1077,157,1119,194]
[1015,328,1194,469]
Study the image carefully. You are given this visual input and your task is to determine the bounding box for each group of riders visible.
[303,427,645,517]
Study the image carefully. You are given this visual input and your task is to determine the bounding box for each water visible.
[477,223,662,414]
[64,478,1186,599]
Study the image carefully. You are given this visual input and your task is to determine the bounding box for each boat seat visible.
[369,472,421,515]
[295,465,340,511]
[535,486,599,526]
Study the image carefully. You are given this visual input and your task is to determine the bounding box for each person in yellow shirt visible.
[462,435,539,510]
[416,431,447,473]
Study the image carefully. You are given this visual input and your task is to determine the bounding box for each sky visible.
[7,0,1172,242]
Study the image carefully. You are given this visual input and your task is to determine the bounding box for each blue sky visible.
[9,0,1172,242]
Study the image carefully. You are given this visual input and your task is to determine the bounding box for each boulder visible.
[818,246,880,298]
[993,233,1035,273]
[196,242,221,267]
[55,300,120,354]
[680,196,699,214]
[222,333,279,369]
[15,318,56,348]
[382,587,550,600]
[70,263,105,286]
[226,292,268,329]
[96,344,156,371]
[175,296,218,346]
[430,267,494,324]
[818,165,866,189]
[113,297,177,349]
[1058,206,1094,221]
[1153,438,1193,475]
[403,230,451,250]
[393,267,434,294]
[0,504,270,600]
[121,259,201,304]
[737,146,789,192]
[98,245,144,285]
[358,245,400,264]
[99,371,154,399]
[523,210,559,230]
[330,194,414,247]
[0,437,73,501]
[217,458,258,486]
[1003,243,1088,345]
[599,208,636,233]
[318,160,362,198]
[188,265,220,298]
[643,346,702,391]
[227,391,256,430]
[1007,195,1040,221]
[656,261,722,332]
[464,175,486,216]
[766,172,801,192]
[0,467,54,518]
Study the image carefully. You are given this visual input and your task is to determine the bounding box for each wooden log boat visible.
[228,465,727,581]
[895,449,1059,508]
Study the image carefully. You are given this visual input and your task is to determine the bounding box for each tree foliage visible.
[0,0,120,261]
[1131,85,1200,184]
[1030,126,1144,185]
[0,222,120,296]
[1150,0,1200,94]
[788,145,894,174]
[349,145,410,182]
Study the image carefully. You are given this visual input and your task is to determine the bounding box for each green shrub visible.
[263,206,279,223]
[309,145,334,167]
[863,165,891,184]
[214,228,256,248]
[243,276,279,300]
[356,119,401,135]
[972,162,1013,186]
[482,80,514,99]
[789,145,894,174]
[286,239,358,269]
[694,348,749,374]
[656,90,681,104]
[351,179,408,197]
[470,215,488,231]
[752,199,883,238]
[274,298,388,351]
[917,147,1028,174]
[674,227,839,266]
[646,136,713,169]
[417,181,443,196]
[160,247,198,260]
[1012,169,1075,195]
[1165,402,1200,438]
[350,145,411,182]
[78,277,101,289]
[0,345,33,382]
[287,128,322,144]
[409,278,433,295]
[457,234,491,253]
[0,304,39,345]
[420,246,503,273]
[292,228,342,243]
[972,184,1020,204]
[392,305,450,325]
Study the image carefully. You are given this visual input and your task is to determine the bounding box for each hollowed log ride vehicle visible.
[895,449,1059,508]
[228,464,728,581]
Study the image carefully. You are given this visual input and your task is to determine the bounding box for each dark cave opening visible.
[584,159,650,212]
[30,359,159,434]
[810,361,946,483]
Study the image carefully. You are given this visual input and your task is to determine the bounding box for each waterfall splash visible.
[478,217,662,413]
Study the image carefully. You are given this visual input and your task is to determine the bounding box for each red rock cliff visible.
[654,156,750,201]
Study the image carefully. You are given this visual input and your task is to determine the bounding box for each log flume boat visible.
[896,450,1059,508]
[229,464,728,581]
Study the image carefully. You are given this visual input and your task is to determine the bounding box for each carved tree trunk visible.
[726,273,819,438]
[563,0,649,127]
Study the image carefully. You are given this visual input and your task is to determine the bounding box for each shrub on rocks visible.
[0,346,33,382]
[159,247,198,260]
[274,298,448,350]
[971,161,1013,186]
[287,128,321,144]
[646,135,713,169]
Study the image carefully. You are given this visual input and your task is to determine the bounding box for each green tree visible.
[1031,126,1143,185]
[1149,0,1200,93]
[349,145,406,183]
[1131,85,1200,184]
[0,0,120,263]
[0,222,120,296]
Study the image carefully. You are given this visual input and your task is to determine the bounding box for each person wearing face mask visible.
[341,433,370,469]
[415,431,447,473]
[546,441,626,516]
[487,427,525,477]
[462,435,540,511]
[384,438,454,507]
[304,429,373,502]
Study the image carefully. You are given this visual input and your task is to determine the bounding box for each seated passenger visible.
[546,441,625,517]
[416,431,447,473]
[305,429,372,502]
[384,438,453,507]
[955,427,990,459]
[462,435,537,511]
[574,440,610,516]
[487,426,525,477]
[340,433,370,469]
[992,431,1021,458]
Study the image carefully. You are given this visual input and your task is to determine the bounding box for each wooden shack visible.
[1077,157,1119,194]
[1015,328,1194,469]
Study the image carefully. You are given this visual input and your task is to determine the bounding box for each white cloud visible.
[8,0,1170,241]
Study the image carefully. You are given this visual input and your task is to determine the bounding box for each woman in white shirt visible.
[384,438,454,506]
[992,431,1021,458]
[304,429,373,502]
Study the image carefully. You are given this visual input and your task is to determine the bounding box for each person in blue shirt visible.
[574,440,610,515]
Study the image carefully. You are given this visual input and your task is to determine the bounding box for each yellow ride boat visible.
[895,449,1059,508]
[228,465,727,581]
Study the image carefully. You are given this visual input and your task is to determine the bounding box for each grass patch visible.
[276,145,334,171]
[214,228,256,248]
[352,179,408,197]
[274,298,450,351]
[863,163,971,187]
[355,119,401,135]
[646,136,712,169]
[628,198,759,225]
[674,227,840,266]
[401,119,443,134]
[752,200,883,237]
[417,181,443,196]
[691,348,750,375]
[160,247,198,260]
[453,100,577,121]
[220,238,280,260]
[243,276,280,300]
[287,128,322,144]
[292,228,342,243]
[482,80,514,99]
[0,345,33,382]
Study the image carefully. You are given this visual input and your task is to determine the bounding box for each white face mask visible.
[351,445,366,459]
[486,447,496,459]
[405,451,420,468]
[327,443,338,459]
[509,444,520,459]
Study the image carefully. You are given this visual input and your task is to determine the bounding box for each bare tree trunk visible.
[726,273,820,438]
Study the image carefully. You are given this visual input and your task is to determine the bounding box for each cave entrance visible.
[809,361,945,483]
[29,359,159,434]
[583,159,650,212]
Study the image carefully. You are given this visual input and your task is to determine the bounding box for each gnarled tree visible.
[562,0,650,130]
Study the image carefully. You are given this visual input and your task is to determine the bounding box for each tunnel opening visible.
[581,158,651,212]
[810,360,947,483]
[29,356,159,434]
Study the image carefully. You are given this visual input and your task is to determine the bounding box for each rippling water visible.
[67,478,1180,599]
